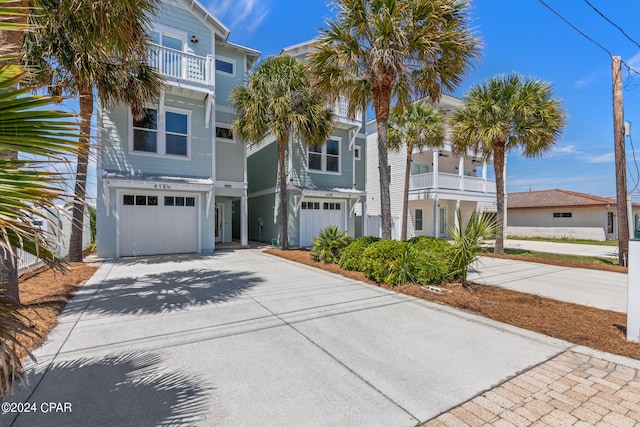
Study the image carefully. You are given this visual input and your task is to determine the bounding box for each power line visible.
[537,0,612,57]
[583,0,640,50]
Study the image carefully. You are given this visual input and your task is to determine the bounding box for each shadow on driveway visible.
[10,352,210,427]
[65,266,262,316]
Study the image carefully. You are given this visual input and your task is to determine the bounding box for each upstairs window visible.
[215,124,235,143]
[215,56,236,77]
[308,137,341,174]
[131,107,190,158]
[133,109,158,153]
[165,111,188,156]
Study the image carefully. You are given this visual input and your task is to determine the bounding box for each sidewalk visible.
[504,238,619,259]
[467,256,627,312]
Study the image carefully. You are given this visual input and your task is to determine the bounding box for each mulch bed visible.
[265,249,640,360]
[15,263,99,359]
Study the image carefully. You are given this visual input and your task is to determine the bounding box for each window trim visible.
[215,122,236,143]
[354,144,361,160]
[129,105,191,160]
[215,55,236,77]
[415,208,423,231]
[307,136,342,175]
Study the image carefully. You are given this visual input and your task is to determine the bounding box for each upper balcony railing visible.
[409,172,496,193]
[333,97,363,123]
[148,44,214,86]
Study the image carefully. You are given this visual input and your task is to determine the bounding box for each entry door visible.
[439,206,447,237]
[215,203,224,243]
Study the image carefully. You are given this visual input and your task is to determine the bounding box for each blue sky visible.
[207,0,640,200]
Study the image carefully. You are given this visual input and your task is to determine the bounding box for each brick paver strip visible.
[422,348,640,426]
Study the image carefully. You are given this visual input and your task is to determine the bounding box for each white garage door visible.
[118,191,199,256]
[299,200,345,247]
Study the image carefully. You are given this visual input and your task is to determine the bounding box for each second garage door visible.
[299,200,345,247]
[118,192,199,256]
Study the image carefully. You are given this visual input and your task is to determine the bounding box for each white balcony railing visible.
[409,172,496,193]
[333,98,363,122]
[148,44,214,85]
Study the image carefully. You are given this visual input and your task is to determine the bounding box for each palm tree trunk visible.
[68,89,92,262]
[493,141,506,254]
[376,119,392,240]
[401,143,413,241]
[277,140,289,250]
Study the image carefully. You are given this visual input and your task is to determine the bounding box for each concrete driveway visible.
[4,250,571,427]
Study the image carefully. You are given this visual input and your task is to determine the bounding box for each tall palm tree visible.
[23,0,164,262]
[231,55,334,250]
[451,73,566,254]
[0,0,80,394]
[308,0,479,239]
[388,102,445,241]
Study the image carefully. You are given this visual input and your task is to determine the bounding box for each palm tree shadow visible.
[9,352,210,427]
[64,267,262,316]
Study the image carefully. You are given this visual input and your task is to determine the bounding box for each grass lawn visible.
[508,236,619,246]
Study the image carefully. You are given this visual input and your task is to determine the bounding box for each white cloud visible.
[586,152,615,164]
[206,0,270,38]
[626,51,640,72]
[550,144,578,156]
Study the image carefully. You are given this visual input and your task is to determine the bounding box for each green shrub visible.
[339,236,381,270]
[408,236,456,285]
[310,225,351,263]
[448,210,496,285]
[361,240,410,285]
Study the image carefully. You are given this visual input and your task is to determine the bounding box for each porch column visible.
[362,197,368,236]
[482,160,488,192]
[432,150,439,188]
[241,194,248,246]
[458,155,464,190]
[433,196,439,238]
[455,199,461,230]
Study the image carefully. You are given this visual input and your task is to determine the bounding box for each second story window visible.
[133,109,158,153]
[131,107,190,158]
[165,111,188,156]
[215,56,236,77]
[308,138,341,174]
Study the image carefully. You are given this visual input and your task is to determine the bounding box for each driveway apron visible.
[3,250,570,427]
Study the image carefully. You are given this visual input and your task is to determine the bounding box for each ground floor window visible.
[415,209,423,231]
[553,212,572,218]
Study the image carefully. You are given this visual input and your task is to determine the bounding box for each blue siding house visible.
[97,0,259,257]
[247,41,367,248]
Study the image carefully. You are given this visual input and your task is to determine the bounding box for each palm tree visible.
[308,0,480,239]
[0,0,80,394]
[451,74,566,254]
[23,0,164,262]
[231,55,334,250]
[388,102,445,240]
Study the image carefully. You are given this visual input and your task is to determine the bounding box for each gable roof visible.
[508,189,640,209]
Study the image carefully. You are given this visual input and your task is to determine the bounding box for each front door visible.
[215,203,224,243]
[439,206,447,238]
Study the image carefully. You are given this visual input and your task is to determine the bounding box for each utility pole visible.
[613,56,629,266]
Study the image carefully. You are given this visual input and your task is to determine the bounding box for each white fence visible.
[16,248,44,276]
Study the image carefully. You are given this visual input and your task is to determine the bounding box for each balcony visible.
[148,44,214,87]
[332,97,363,129]
[410,172,496,193]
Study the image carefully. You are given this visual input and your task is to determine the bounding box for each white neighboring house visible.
[507,189,640,241]
[366,94,497,239]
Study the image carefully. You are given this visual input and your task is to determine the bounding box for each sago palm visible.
[23,0,164,261]
[448,210,496,286]
[451,74,566,254]
[308,0,479,239]
[231,55,334,249]
[388,102,445,240]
